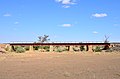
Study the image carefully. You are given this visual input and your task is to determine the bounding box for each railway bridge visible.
[6,42,110,52]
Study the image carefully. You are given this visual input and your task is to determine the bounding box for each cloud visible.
[3,13,11,17]
[93,31,98,34]
[62,5,70,8]
[55,0,76,8]
[92,13,107,18]
[61,24,72,27]
[56,0,75,4]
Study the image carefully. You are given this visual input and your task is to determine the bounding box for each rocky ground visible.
[106,45,120,52]
[0,52,120,79]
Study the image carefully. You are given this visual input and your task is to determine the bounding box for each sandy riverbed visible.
[0,52,120,79]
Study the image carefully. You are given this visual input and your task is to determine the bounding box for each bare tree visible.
[38,35,50,43]
[104,35,109,43]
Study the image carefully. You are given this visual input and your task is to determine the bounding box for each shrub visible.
[38,46,42,49]
[14,46,21,51]
[24,46,29,51]
[54,47,63,52]
[73,47,79,51]
[5,46,9,51]
[103,45,110,50]
[56,49,63,52]
[94,46,102,52]
[63,48,68,51]
[33,46,40,50]
[80,46,85,51]
[16,47,26,53]
[43,46,50,52]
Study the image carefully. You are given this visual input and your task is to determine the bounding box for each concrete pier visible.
[50,45,53,52]
[29,46,33,51]
[84,45,88,51]
[88,45,93,52]
[8,45,12,52]
[69,46,74,52]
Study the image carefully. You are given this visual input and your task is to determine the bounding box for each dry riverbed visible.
[0,52,120,79]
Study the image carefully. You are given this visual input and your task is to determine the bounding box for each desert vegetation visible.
[1,44,120,53]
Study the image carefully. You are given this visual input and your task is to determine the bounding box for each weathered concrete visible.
[69,46,74,52]
[88,45,93,52]
[50,45,53,52]
[6,44,12,52]
[92,45,97,50]
[66,46,69,51]
[29,46,34,51]
[84,45,88,51]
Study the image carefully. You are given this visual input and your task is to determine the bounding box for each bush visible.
[73,48,79,51]
[14,46,21,51]
[43,46,50,52]
[24,46,29,51]
[80,46,85,51]
[5,46,9,51]
[103,45,109,50]
[16,47,26,53]
[94,46,102,52]
[56,49,63,52]
[33,46,40,50]
[63,48,68,51]
[54,47,63,52]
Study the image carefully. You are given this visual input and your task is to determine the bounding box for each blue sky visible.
[0,0,120,43]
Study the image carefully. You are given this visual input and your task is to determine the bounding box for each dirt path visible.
[0,52,120,79]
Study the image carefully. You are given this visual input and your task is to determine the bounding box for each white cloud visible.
[55,0,76,8]
[3,13,11,17]
[56,0,75,4]
[92,13,107,18]
[62,24,72,27]
[93,31,98,34]
[62,5,70,8]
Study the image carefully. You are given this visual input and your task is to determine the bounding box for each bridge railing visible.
[9,41,105,44]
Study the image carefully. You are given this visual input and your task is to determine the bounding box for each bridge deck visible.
[10,42,110,46]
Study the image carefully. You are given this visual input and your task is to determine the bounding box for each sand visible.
[0,52,120,79]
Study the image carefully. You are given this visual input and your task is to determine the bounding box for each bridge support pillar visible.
[84,45,88,51]
[50,45,53,52]
[88,45,93,52]
[66,46,69,51]
[92,46,96,52]
[29,46,33,51]
[69,46,74,52]
[8,45,12,52]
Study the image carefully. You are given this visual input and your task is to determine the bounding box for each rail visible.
[9,42,110,46]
